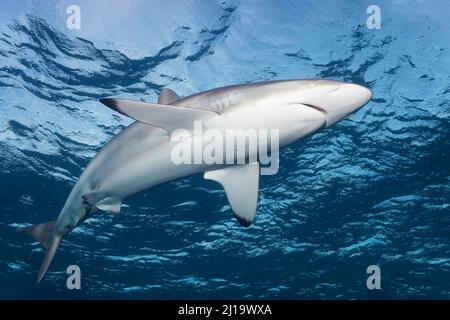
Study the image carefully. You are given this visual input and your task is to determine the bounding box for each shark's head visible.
[291,80,372,127]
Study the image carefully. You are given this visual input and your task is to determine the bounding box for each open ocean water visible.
[0,0,449,299]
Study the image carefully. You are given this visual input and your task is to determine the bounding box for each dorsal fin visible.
[158,88,182,104]
[99,98,218,133]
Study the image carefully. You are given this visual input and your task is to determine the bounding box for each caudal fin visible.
[17,221,61,283]
[17,221,56,249]
[36,236,61,283]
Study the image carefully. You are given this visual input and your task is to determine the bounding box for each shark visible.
[17,79,372,283]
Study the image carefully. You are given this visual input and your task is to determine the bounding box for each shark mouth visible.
[302,103,329,128]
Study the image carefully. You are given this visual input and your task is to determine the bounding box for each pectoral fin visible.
[204,163,260,227]
[99,98,217,133]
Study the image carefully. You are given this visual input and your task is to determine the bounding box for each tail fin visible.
[36,236,61,283]
[17,221,56,249]
[17,221,61,283]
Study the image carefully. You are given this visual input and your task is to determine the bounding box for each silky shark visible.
[17,79,372,283]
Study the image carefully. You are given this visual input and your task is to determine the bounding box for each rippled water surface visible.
[0,0,449,299]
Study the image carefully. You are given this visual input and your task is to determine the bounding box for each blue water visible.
[1,0,449,299]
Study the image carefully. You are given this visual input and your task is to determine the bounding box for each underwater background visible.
[0,0,449,299]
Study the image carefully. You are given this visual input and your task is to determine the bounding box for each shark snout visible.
[322,83,372,127]
[300,82,372,127]
[343,83,372,110]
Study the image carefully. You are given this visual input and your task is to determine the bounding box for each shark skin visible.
[17,79,372,282]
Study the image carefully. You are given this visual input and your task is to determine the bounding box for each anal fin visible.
[96,197,122,215]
